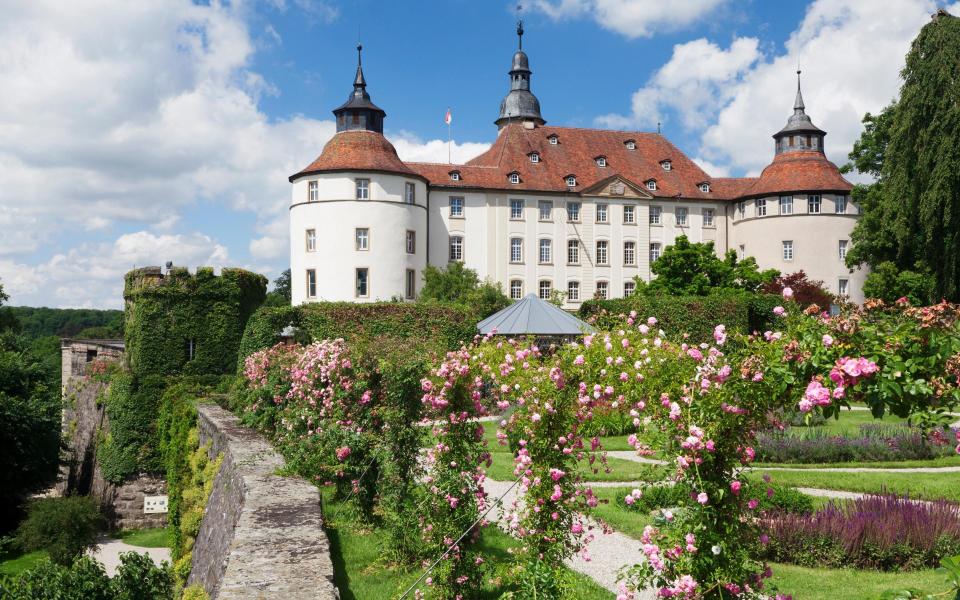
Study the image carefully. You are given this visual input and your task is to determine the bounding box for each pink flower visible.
[773,306,786,316]
[748,499,759,510]
[549,468,565,481]
[573,354,585,365]
[782,287,794,299]
[625,494,636,506]
[571,522,584,534]
[730,480,741,495]
[822,334,834,347]
[713,324,727,346]
[335,446,351,461]
[696,492,709,505]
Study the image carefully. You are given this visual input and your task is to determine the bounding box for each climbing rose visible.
[335,446,351,461]
[782,287,794,299]
[773,306,786,316]
[713,324,726,346]
[696,492,709,505]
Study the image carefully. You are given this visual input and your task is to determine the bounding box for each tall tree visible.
[846,10,960,301]
[419,263,511,318]
[647,236,777,296]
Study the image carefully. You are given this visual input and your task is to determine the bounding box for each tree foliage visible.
[846,11,960,301]
[263,269,291,307]
[15,496,102,566]
[419,262,511,318]
[862,262,936,306]
[762,271,835,308]
[644,235,778,296]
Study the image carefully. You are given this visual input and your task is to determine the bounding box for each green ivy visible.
[97,372,166,483]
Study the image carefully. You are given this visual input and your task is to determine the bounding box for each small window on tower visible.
[699,183,710,193]
[595,156,607,167]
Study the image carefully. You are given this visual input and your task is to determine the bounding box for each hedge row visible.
[236,301,476,368]
[579,291,780,342]
[124,267,266,379]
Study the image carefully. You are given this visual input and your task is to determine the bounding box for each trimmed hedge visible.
[236,301,476,368]
[579,291,780,342]
[124,267,266,379]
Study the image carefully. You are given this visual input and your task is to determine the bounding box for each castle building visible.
[289,27,865,308]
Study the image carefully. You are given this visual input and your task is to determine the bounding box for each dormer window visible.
[548,134,559,145]
[509,172,521,184]
[449,170,461,181]
[565,175,577,187]
[699,182,710,193]
[529,152,540,163]
[660,160,672,171]
[646,180,657,191]
[595,156,607,167]
[624,139,636,150]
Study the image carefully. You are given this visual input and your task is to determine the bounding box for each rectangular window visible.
[808,194,821,214]
[738,244,745,260]
[510,238,523,263]
[595,281,608,299]
[676,207,688,226]
[703,208,715,227]
[405,182,416,204]
[624,241,636,266]
[567,202,581,222]
[838,278,849,296]
[838,239,848,260]
[355,178,369,200]
[650,242,662,263]
[510,198,524,220]
[449,235,463,261]
[538,200,553,221]
[510,280,523,300]
[567,281,580,301]
[306,229,316,252]
[623,205,635,224]
[779,195,794,215]
[406,230,416,254]
[567,239,580,264]
[596,240,608,265]
[355,268,369,298]
[355,228,369,251]
[757,198,767,217]
[782,240,794,261]
[450,196,464,217]
[737,201,745,217]
[538,280,552,300]
[624,281,636,296]
[306,269,317,298]
[836,195,847,213]
[539,238,552,264]
[650,206,662,225]
[405,269,415,299]
[596,203,608,223]
[308,180,318,201]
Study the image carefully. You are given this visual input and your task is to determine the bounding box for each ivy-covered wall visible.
[124,267,267,379]
[236,301,476,368]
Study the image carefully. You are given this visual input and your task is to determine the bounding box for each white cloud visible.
[605,0,938,177]
[390,131,491,165]
[530,0,727,38]
[1,231,229,309]
[0,0,486,307]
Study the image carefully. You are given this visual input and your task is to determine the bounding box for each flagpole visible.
[447,111,451,164]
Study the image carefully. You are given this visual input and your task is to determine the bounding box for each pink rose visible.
[782,287,794,299]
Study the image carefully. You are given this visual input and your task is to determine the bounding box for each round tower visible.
[288,45,427,304]
[495,19,545,130]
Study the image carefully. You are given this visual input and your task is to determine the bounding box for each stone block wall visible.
[188,404,338,599]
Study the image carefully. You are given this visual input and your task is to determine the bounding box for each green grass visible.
[320,490,613,599]
[0,550,48,576]
[485,451,665,483]
[754,470,960,502]
[792,408,910,436]
[590,488,654,539]
[768,563,948,600]
[755,454,960,469]
[114,527,172,548]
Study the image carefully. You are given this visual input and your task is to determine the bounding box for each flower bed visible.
[761,494,960,570]
[756,424,959,464]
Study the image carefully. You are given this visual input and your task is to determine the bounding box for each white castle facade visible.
[289,30,866,308]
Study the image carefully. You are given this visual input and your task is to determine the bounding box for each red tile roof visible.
[290,130,420,181]
[407,124,721,199]
[742,150,852,197]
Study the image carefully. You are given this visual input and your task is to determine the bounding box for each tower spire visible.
[353,44,366,90]
[496,7,544,129]
[794,68,805,113]
[333,43,385,134]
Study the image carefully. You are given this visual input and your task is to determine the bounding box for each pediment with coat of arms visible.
[579,175,654,199]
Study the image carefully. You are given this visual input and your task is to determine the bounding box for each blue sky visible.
[0,0,952,308]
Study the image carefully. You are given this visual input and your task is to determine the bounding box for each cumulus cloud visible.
[604,0,939,177]
[0,0,483,307]
[390,131,491,165]
[530,0,727,38]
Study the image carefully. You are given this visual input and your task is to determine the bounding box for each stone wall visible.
[189,404,338,599]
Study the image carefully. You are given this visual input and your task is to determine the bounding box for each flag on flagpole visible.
[444,108,452,125]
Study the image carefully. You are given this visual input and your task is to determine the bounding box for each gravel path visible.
[484,478,654,598]
[607,449,960,473]
[88,535,171,577]
[793,487,865,500]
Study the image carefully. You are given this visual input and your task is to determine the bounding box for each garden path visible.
[793,488,865,500]
[483,478,656,599]
[87,535,171,577]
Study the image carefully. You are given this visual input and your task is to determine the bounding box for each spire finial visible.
[357,43,362,67]
[352,43,366,91]
[793,67,805,112]
[516,3,524,49]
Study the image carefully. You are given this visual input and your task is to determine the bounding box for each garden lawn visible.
[768,563,947,600]
[485,451,665,483]
[114,527,171,548]
[0,550,48,576]
[755,470,960,502]
[793,408,910,435]
[755,454,960,469]
[320,489,613,599]
[589,488,654,539]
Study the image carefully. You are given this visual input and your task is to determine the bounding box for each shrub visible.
[0,552,172,599]
[755,424,957,464]
[761,494,960,570]
[614,482,813,516]
[16,496,102,566]
[762,271,834,309]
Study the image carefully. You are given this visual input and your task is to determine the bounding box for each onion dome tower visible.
[495,19,545,129]
[773,70,826,154]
